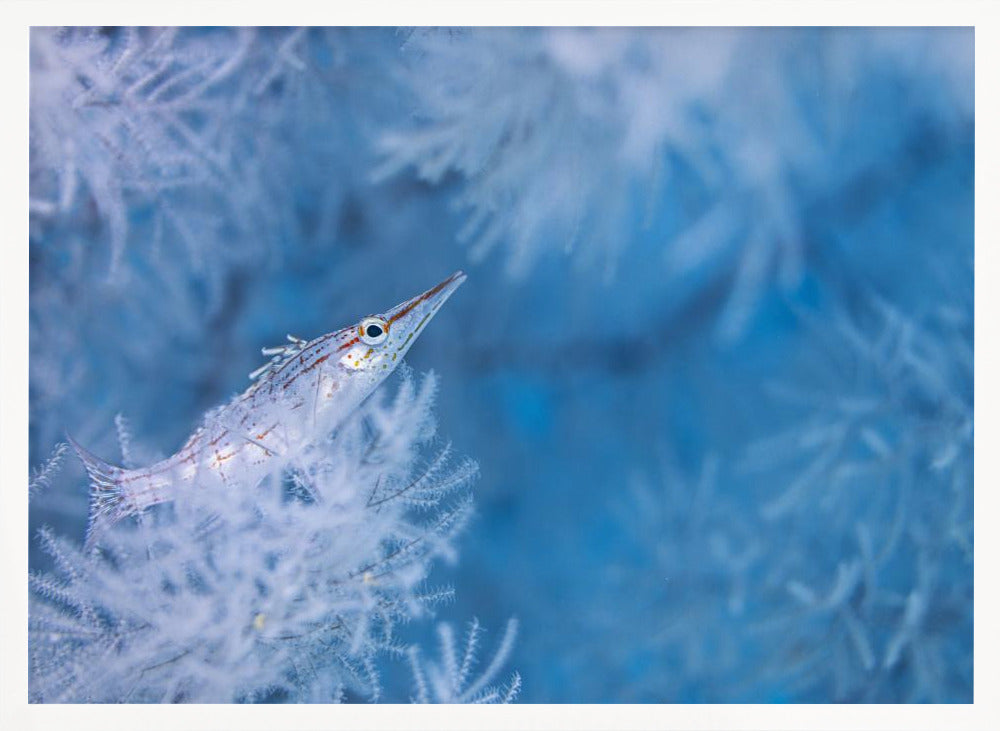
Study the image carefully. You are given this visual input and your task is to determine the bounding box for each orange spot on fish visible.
[302,354,330,373]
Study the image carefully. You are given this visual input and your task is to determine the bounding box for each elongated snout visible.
[383,270,467,344]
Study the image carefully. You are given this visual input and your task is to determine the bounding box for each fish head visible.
[336,270,467,385]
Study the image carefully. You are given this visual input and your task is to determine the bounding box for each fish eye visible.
[359,317,389,345]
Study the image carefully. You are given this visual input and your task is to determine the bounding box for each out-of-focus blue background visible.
[29,27,973,702]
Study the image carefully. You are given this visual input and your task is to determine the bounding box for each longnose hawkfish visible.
[69,270,467,550]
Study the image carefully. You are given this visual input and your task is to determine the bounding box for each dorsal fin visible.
[249,333,309,381]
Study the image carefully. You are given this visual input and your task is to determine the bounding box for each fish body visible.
[70,271,467,548]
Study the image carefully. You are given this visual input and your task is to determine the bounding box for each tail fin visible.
[66,435,131,551]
